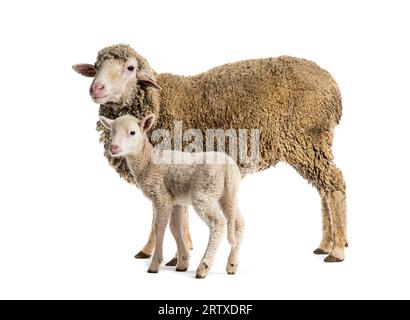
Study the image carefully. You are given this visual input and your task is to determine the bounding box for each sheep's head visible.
[99,114,156,157]
[73,44,160,106]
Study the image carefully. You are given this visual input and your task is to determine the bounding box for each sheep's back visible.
[156,56,342,171]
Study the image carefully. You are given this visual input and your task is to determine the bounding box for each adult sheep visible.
[73,44,347,262]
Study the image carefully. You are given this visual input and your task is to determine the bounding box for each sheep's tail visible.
[331,80,343,125]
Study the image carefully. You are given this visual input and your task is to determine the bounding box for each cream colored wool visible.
[89,44,346,262]
[100,114,244,278]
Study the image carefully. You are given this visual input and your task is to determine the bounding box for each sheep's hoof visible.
[176,267,188,272]
[324,255,344,263]
[195,274,206,279]
[135,251,151,259]
[165,257,178,267]
[313,248,330,255]
[147,269,159,274]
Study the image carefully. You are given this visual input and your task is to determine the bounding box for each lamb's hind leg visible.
[192,196,225,279]
[219,196,244,275]
[169,205,190,272]
[226,214,244,275]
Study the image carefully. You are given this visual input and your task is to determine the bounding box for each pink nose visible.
[90,82,105,96]
[110,144,120,154]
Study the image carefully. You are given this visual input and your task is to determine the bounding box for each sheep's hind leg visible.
[169,205,190,271]
[183,207,193,250]
[324,186,347,263]
[192,197,225,279]
[288,142,347,262]
[313,162,347,262]
[313,190,333,255]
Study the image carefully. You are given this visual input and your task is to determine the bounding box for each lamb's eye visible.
[130,131,136,136]
[127,66,135,72]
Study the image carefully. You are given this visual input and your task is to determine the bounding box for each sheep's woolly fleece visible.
[96,44,344,193]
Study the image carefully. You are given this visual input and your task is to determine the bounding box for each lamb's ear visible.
[140,114,156,133]
[72,64,97,77]
[137,68,161,90]
[99,116,114,131]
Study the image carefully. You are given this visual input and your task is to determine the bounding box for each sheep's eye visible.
[130,131,136,136]
[127,66,135,72]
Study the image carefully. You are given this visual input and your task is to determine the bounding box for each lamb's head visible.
[99,114,156,157]
[73,44,160,106]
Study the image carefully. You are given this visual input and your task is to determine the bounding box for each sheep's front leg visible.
[148,205,171,274]
[169,205,190,272]
[182,206,193,250]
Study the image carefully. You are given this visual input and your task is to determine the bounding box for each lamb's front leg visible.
[169,205,190,272]
[135,206,156,259]
[148,204,171,274]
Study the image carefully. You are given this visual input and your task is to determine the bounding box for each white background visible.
[0,0,409,300]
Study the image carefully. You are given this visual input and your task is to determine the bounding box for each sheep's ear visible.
[72,64,97,77]
[99,116,114,130]
[140,114,156,133]
[137,68,161,90]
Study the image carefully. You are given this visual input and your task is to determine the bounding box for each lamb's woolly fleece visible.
[96,44,344,194]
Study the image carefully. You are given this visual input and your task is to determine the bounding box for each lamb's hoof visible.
[176,267,188,272]
[196,262,209,279]
[147,269,159,274]
[313,248,330,255]
[226,263,237,275]
[324,255,344,263]
[135,251,151,259]
[165,257,178,267]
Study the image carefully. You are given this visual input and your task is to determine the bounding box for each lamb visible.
[99,114,244,278]
[73,44,347,263]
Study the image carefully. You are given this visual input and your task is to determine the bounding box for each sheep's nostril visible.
[91,83,105,95]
